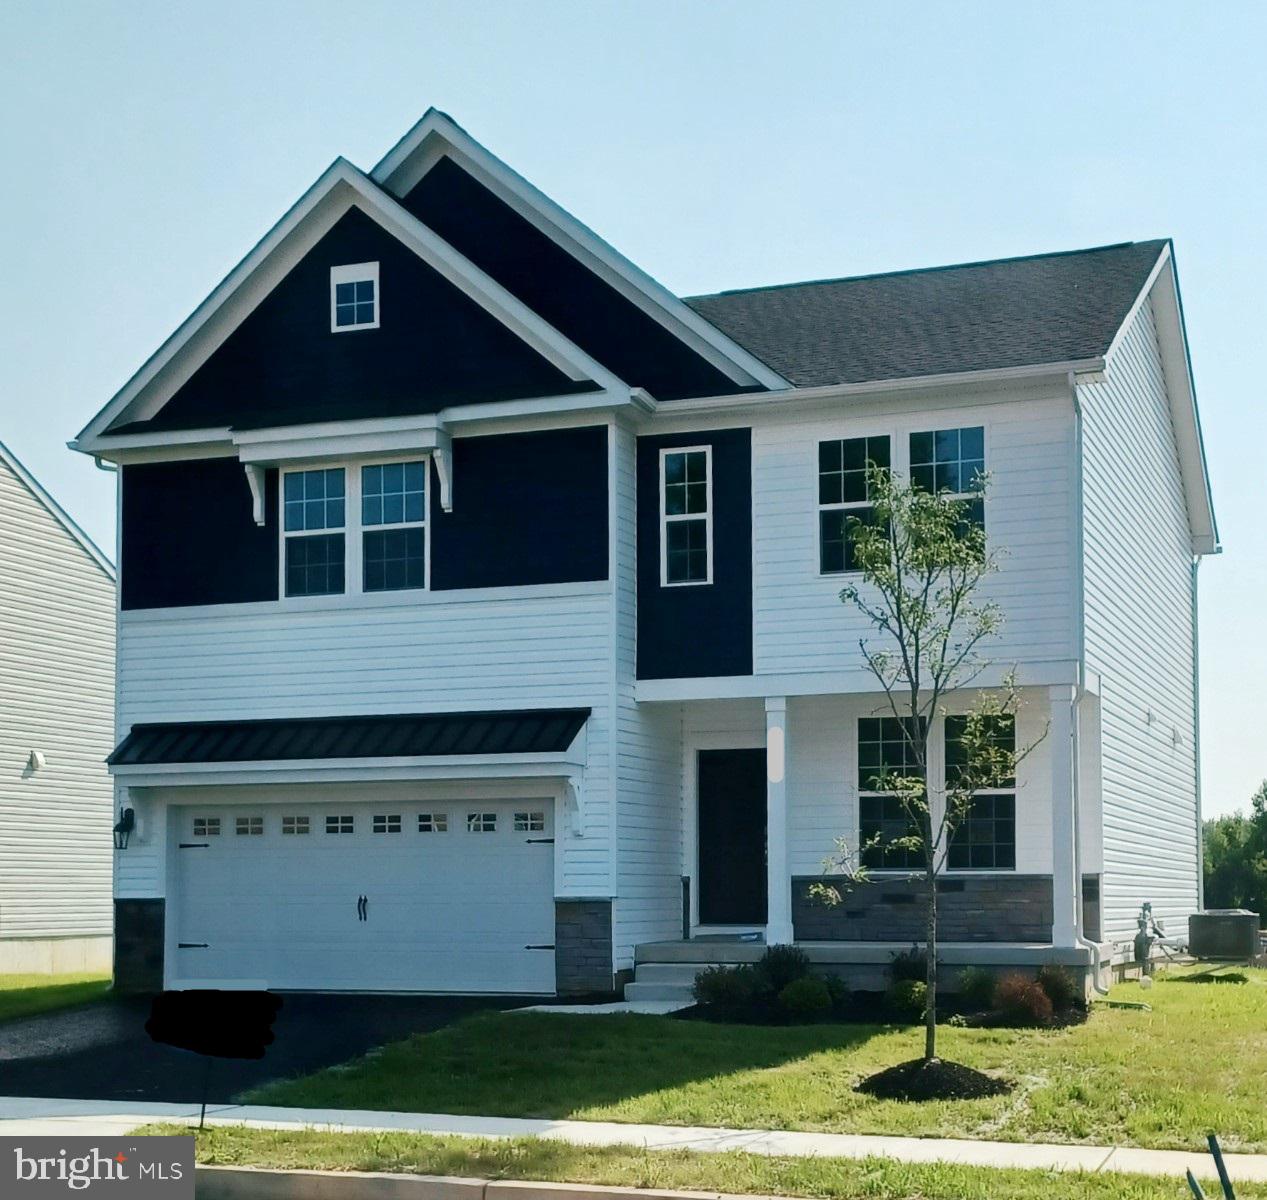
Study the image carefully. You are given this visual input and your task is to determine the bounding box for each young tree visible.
[810,467,1038,1064]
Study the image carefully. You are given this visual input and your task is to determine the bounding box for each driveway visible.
[0,993,523,1103]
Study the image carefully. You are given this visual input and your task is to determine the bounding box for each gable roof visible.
[0,441,115,579]
[685,240,1169,389]
[73,158,623,451]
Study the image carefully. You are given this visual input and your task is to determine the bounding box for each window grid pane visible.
[909,426,985,497]
[325,814,354,834]
[945,715,1016,788]
[281,816,310,835]
[363,527,425,592]
[285,533,345,597]
[665,518,708,583]
[947,794,1016,869]
[818,437,889,574]
[372,814,402,833]
[284,469,345,532]
[857,717,924,790]
[334,278,376,327]
[362,461,426,528]
[859,795,922,870]
[418,813,448,832]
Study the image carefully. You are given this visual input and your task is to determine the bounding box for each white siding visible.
[750,394,1077,677]
[116,585,614,901]
[0,456,115,941]
[611,422,682,969]
[1080,297,1199,943]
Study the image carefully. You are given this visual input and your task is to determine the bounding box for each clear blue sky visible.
[1,2,1262,816]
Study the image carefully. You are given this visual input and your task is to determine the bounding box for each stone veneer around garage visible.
[554,899,615,995]
[113,898,165,993]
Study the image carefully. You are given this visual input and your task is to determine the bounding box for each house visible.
[0,441,115,974]
[71,110,1217,998]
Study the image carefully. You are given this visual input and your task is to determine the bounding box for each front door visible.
[697,748,768,925]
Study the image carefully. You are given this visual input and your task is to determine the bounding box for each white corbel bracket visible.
[432,427,453,512]
[244,463,267,527]
[562,775,584,837]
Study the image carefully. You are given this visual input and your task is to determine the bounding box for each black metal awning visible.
[108,708,590,767]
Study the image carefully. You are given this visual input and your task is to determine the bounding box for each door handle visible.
[357,895,368,922]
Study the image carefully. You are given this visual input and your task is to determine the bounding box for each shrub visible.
[956,966,996,1012]
[994,972,1054,1026]
[822,972,850,1012]
[889,944,927,983]
[778,976,832,1020]
[886,978,928,1021]
[692,964,759,1019]
[755,945,812,993]
[1036,964,1080,1011]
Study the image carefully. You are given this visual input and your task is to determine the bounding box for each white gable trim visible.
[1100,242,1218,556]
[72,159,626,455]
[372,110,790,393]
[0,440,115,579]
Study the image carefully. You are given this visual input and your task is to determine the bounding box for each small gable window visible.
[330,262,379,332]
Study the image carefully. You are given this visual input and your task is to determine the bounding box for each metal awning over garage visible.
[109,708,591,767]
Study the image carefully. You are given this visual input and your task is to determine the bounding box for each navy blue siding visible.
[402,157,758,402]
[108,207,593,435]
[121,458,279,610]
[636,428,752,679]
[431,425,609,589]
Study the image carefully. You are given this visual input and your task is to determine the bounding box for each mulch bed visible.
[855,1056,1012,1101]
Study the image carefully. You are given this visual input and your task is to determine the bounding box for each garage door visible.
[171,800,556,992]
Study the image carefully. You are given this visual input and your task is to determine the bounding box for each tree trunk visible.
[924,868,937,1062]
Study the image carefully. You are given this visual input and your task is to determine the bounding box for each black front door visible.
[697,748,768,925]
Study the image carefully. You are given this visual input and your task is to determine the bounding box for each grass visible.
[141,1123,1265,1200]
[246,964,1267,1153]
[0,972,111,1023]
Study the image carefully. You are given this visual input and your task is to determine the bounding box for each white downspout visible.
[1069,371,1109,995]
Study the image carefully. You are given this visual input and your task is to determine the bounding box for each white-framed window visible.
[514,811,546,833]
[280,457,427,599]
[372,814,402,834]
[235,816,264,836]
[418,812,448,833]
[945,715,1016,870]
[330,262,379,332]
[192,817,220,837]
[659,446,712,586]
[325,814,354,835]
[909,426,985,530]
[467,811,497,833]
[281,816,310,835]
[857,716,925,871]
[818,435,890,575]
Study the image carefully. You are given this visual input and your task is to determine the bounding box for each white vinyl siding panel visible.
[116,586,614,900]
[0,457,115,940]
[750,396,1077,676]
[1080,297,1199,943]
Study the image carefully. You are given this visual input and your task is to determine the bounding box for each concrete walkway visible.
[0,1096,1260,1184]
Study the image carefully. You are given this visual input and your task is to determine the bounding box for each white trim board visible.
[72,158,626,454]
[371,108,789,392]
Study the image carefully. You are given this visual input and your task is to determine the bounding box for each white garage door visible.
[171,800,556,992]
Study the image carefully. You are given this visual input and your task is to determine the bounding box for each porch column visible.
[765,696,794,945]
[1049,685,1078,947]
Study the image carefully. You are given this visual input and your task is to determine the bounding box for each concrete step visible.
[631,962,706,985]
[635,940,765,965]
[623,981,695,1002]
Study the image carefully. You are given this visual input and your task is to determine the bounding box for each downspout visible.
[1069,371,1109,995]
[1192,555,1204,913]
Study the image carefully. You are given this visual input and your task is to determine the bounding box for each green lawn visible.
[143,1123,1260,1200]
[247,965,1267,1153]
[0,973,111,1023]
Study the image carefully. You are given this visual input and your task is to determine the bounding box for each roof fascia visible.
[1103,244,1218,555]
[371,110,790,392]
[0,441,115,579]
[74,160,626,456]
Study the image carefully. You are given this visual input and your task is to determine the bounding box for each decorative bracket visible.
[562,775,584,837]
[432,428,453,512]
[243,463,267,527]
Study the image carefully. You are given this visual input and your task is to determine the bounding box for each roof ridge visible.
[686,239,1170,302]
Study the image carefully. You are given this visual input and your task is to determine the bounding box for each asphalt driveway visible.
[0,993,523,1103]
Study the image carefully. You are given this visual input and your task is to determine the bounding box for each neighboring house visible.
[71,110,1217,998]
[0,442,115,974]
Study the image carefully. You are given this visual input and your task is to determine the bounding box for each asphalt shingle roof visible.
[684,240,1168,389]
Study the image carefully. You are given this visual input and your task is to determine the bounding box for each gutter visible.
[1067,371,1109,995]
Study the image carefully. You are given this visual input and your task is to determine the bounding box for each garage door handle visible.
[357,895,368,922]
[525,944,555,950]
[526,838,554,844]
[178,942,209,949]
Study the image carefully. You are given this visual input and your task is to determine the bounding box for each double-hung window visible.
[282,459,427,598]
[283,468,346,597]
[909,426,985,530]
[660,446,712,586]
[857,716,925,870]
[361,461,426,592]
[945,714,1016,869]
[819,435,890,574]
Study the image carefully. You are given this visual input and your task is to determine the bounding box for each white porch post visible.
[1049,684,1078,947]
[765,696,794,945]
